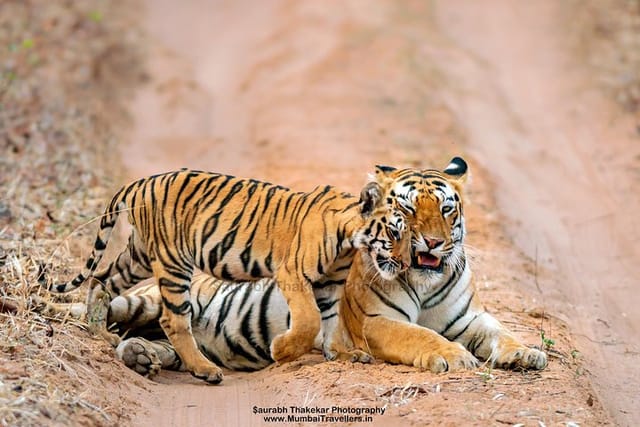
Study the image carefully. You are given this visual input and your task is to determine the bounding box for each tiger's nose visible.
[425,237,444,249]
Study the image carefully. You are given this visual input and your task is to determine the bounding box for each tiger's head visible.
[374,157,468,279]
[353,181,412,281]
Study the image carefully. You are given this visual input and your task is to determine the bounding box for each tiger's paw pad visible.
[270,332,313,363]
[414,343,478,373]
[497,347,548,370]
[116,338,161,378]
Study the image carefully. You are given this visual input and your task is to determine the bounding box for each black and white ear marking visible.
[443,157,468,178]
[375,165,397,175]
[359,182,383,216]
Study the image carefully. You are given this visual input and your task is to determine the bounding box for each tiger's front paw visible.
[87,287,120,346]
[116,338,162,378]
[324,348,374,364]
[414,342,478,373]
[495,346,548,370]
[271,331,314,363]
[191,364,224,384]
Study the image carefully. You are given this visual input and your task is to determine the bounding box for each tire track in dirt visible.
[433,1,640,424]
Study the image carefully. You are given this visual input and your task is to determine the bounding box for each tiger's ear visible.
[442,157,468,183]
[372,165,397,189]
[375,165,397,175]
[359,181,383,216]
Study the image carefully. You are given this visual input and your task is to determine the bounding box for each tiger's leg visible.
[324,314,373,363]
[109,283,162,329]
[116,337,183,378]
[452,311,548,370]
[86,231,153,346]
[270,274,321,363]
[153,262,224,384]
[31,296,86,320]
[362,316,478,373]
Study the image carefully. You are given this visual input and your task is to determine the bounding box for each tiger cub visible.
[39,169,409,383]
[329,157,547,372]
[38,205,411,374]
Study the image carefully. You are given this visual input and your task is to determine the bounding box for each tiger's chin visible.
[370,254,405,281]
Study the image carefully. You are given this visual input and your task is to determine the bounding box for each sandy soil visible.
[97,0,640,425]
[434,2,640,424]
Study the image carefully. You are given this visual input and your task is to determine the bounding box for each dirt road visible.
[122,0,637,425]
[434,1,640,424]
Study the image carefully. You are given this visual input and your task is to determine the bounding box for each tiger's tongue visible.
[418,253,441,268]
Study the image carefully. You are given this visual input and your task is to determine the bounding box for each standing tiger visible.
[329,157,547,371]
[38,204,412,373]
[39,169,411,384]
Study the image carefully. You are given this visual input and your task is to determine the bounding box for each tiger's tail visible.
[39,186,130,294]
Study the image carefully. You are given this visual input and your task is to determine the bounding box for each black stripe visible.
[312,279,345,289]
[351,295,379,318]
[240,307,273,363]
[316,298,337,313]
[223,328,259,364]
[215,285,243,335]
[161,295,191,315]
[322,313,337,321]
[202,284,225,329]
[369,285,411,321]
[449,312,482,342]
[264,251,273,274]
[237,286,253,314]
[250,261,263,278]
[421,265,464,309]
[398,278,421,311]
[94,236,107,250]
[158,278,189,294]
[441,292,474,337]
[258,283,275,348]
[199,343,226,369]
[468,330,487,354]
[316,247,325,276]
[220,264,234,281]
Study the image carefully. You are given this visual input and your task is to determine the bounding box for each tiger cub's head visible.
[374,157,468,279]
[353,182,412,281]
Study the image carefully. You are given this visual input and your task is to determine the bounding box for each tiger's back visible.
[42,168,404,383]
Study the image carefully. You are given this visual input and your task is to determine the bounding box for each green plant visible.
[540,330,555,350]
[89,10,103,22]
[476,366,495,382]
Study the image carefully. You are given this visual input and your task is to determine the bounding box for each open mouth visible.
[413,252,442,270]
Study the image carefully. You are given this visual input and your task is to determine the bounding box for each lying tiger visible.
[38,168,411,383]
[329,158,547,371]
[41,157,546,376]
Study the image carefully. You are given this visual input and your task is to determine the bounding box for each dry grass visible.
[0,1,146,425]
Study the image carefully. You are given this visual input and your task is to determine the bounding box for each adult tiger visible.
[37,205,411,374]
[38,169,410,383]
[329,157,548,372]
